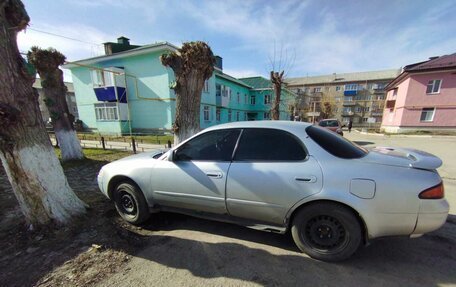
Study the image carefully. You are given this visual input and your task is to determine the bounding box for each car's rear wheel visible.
[291,202,362,262]
[113,181,150,225]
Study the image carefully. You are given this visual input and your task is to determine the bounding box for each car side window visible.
[234,128,307,161]
[174,129,241,161]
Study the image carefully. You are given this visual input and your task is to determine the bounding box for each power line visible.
[27,27,101,46]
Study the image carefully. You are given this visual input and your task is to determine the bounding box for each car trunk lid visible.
[362,146,442,170]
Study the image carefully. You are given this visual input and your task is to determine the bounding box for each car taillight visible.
[419,183,444,199]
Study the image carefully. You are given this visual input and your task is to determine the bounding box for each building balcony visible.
[385,100,396,109]
[371,112,383,116]
[94,86,127,103]
[343,101,356,106]
[344,90,357,96]
[342,111,354,116]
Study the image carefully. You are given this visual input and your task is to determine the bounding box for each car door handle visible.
[206,172,223,179]
[295,176,317,183]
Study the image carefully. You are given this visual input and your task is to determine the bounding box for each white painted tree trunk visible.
[0,143,86,226]
[174,127,200,145]
[55,129,84,161]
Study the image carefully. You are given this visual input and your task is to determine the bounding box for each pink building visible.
[381,53,456,133]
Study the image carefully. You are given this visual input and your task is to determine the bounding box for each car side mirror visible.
[167,149,176,161]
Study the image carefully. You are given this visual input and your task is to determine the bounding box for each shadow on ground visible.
[114,213,456,287]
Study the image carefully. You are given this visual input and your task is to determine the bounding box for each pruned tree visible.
[0,0,86,227]
[320,93,335,119]
[27,47,84,161]
[270,70,284,120]
[160,41,215,144]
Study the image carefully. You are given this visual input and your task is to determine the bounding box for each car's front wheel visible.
[291,202,362,262]
[113,181,150,225]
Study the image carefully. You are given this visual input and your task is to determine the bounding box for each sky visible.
[18,0,456,82]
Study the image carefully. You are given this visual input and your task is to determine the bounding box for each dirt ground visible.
[1,134,456,287]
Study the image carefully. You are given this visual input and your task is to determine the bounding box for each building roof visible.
[33,78,74,93]
[285,69,401,86]
[62,42,178,68]
[386,53,456,90]
[239,77,272,89]
[404,53,456,72]
[215,69,253,88]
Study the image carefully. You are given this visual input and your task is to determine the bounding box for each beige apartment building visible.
[286,69,401,128]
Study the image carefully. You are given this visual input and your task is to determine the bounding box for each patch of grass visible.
[56,148,132,168]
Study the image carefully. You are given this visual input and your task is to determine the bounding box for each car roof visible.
[204,121,312,133]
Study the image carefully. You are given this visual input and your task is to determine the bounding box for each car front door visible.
[226,128,323,225]
[151,129,241,214]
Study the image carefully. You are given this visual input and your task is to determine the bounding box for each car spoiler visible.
[370,147,442,170]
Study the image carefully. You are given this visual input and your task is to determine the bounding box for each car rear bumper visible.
[411,199,449,235]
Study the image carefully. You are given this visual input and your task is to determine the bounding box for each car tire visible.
[113,181,150,225]
[291,202,362,262]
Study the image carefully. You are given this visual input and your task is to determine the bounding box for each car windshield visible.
[319,120,339,127]
[306,126,367,159]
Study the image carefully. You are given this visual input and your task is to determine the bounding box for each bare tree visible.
[0,0,86,227]
[27,47,84,161]
[270,71,285,120]
[269,43,295,121]
[161,41,215,144]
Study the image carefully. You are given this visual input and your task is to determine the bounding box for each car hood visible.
[361,146,442,170]
[115,149,169,162]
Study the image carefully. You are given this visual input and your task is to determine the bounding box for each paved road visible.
[97,132,456,287]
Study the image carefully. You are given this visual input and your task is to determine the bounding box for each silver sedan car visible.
[97,121,449,261]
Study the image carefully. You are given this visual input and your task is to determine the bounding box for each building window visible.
[203,80,209,93]
[336,86,341,91]
[94,103,118,121]
[314,87,321,92]
[92,69,114,87]
[263,112,270,119]
[228,109,232,121]
[345,84,358,91]
[346,96,353,102]
[216,84,221,97]
[236,111,240,121]
[426,80,442,94]
[216,108,221,122]
[250,95,256,105]
[237,92,240,103]
[264,94,271,104]
[420,108,435,122]
[362,117,368,122]
[364,107,370,112]
[203,106,210,121]
[355,107,362,113]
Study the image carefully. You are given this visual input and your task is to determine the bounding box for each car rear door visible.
[226,128,323,225]
[151,129,241,214]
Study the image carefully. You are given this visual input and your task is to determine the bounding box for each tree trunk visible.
[174,70,205,144]
[0,0,86,227]
[43,69,84,161]
[271,83,281,120]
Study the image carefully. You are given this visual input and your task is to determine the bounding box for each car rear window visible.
[306,126,367,159]
[319,120,339,127]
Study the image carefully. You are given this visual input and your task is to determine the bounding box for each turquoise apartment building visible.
[63,37,295,135]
